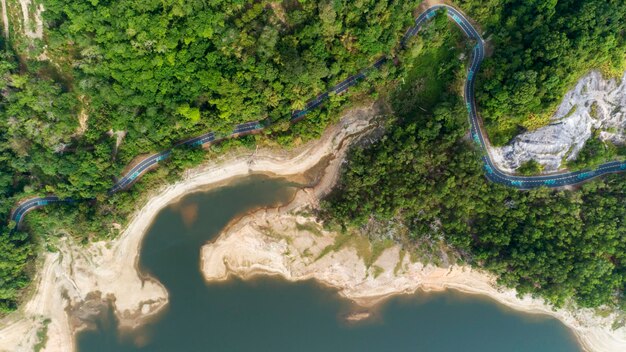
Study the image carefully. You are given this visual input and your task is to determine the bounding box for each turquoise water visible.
[77,175,581,352]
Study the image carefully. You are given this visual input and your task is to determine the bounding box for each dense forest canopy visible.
[43,0,419,143]
[1,0,626,317]
[0,0,421,312]
[323,14,626,310]
[0,0,421,205]
[459,0,626,144]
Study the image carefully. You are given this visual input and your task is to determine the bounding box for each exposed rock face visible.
[491,71,626,172]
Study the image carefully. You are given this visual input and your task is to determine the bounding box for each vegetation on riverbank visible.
[2,0,626,317]
[0,0,421,313]
[322,14,626,311]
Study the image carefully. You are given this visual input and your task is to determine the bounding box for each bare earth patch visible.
[1,0,8,38]
[269,2,288,25]
[201,189,626,352]
[107,130,127,158]
[73,97,90,137]
[18,0,43,39]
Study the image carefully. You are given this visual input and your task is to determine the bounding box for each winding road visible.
[10,4,626,228]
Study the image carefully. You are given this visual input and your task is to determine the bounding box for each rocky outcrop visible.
[491,71,626,172]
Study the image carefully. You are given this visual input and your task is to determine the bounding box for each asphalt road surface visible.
[10,4,626,227]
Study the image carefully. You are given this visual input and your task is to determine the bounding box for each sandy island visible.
[0,103,625,352]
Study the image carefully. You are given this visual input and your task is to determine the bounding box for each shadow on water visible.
[77,175,582,352]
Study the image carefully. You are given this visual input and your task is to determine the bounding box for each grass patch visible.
[295,221,323,237]
[369,238,395,267]
[612,315,626,331]
[392,18,462,119]
[520,112,551,131]
[516,159,543,175]
[489,108,555,147]
[590,102,599,119]
[562,105,577,119]
[34,318,51,352]
[404,49,449,109]
[485,118,523,146]
[595,307,614,318]
[567,134,624,171]
[599,53,626,79]
[403,236,457,266]
[316,232,352,261]
[394,249,407,275]
[45,243,58,252]
[315,232,393,268]
[372,265,385,278]
[259,226,293,245]
[351,234,373,266]
[409,248,422,264]
[561,145,575,165]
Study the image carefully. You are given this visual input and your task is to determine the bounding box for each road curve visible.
[9,4,626,228]
[10,196,65,226]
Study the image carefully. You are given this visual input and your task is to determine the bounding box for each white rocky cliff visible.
[491,71,626,172]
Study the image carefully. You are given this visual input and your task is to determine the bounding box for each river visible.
[77,175,582,351]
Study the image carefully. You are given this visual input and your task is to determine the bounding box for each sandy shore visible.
[1,100,625,352]
[201,197,626,352]
[0,104,381,352]
[198,105,626,351]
